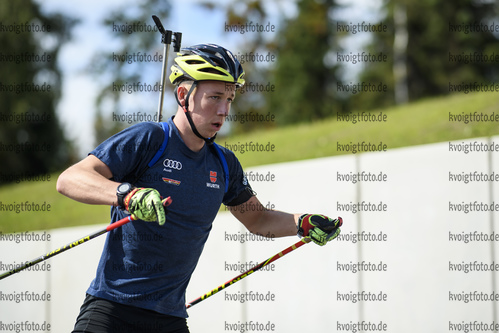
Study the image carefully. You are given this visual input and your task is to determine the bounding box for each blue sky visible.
[35,0,382,156]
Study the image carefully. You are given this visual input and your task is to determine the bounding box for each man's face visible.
[187,80,236,139]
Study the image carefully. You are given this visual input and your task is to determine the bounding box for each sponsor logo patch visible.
[210,171,217,183]
[207,170,220,189]
[162,177,181,186]
[163,159,182,170]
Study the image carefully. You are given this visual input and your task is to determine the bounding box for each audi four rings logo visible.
[163,159,182,170]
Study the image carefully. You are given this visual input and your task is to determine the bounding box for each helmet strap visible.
[175,81,216,145]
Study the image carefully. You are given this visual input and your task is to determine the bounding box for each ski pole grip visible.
[163,196,172,207]
[323,216,343,233]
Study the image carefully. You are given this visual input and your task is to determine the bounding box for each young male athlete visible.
[57,44,342,333]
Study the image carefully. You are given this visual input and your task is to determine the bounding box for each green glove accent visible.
[297,214,343,246]
[309,226,341,246]
[124,188,169,226]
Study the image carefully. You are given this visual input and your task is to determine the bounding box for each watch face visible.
[118,183,132,193]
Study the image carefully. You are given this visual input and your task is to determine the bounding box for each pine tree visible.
[353,0,499,111]
[0,0,77,184]
[87,0,171,145]
[266,0,342,124]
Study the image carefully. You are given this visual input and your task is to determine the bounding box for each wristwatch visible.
[116,182,135,209]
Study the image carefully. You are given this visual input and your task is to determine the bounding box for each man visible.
[57,44,342,333]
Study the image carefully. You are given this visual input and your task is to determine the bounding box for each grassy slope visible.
[220,91,499,167]
[1,91,498,233]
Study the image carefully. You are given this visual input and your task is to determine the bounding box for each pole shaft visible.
[0,216,134,281]
[186,237,311,309]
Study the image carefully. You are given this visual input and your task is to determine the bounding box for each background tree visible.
[266,0,343,125]
[0,0,77,185]
[87,0,171,145]
[204,0,344,128]
[351,0,499,111]
[198,0,280,134]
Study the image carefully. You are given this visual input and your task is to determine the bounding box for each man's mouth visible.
[211,122,222,131]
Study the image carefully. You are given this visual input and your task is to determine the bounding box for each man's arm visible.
[228,195,343,245]
[227,196,300,238]
[56,154,120,206]
[57,154,171,225]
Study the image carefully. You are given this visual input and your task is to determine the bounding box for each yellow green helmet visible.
[169,43,245,88]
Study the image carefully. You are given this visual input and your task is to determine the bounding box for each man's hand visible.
[124,188,170,225]
[297,214,342,246]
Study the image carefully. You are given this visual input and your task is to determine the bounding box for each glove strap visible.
[297,214,312,237]
[123,188,141,211]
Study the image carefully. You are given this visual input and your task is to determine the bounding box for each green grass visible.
[1,91,498,233]
[220,91,499,167]
[0,176,110,233]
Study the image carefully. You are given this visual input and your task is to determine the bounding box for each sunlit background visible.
[1,0,499,332]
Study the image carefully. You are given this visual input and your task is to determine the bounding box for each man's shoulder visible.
[213,142,238,162]
[126,121,164,134]
[114,121,166,145]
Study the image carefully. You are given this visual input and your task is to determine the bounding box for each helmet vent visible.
[185,59,205,65]
[210,57,227,69]
[198,67,228,76]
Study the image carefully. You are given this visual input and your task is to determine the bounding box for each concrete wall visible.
[1,136,497,332]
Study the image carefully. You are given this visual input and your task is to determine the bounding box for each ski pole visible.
[186,237,312,309]
[0,196,172,281]
[0,216,133,281]
[152,15,182,123]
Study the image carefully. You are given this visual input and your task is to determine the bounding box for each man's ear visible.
[176,85,188,107]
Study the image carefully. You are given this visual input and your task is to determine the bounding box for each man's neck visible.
[172,112,205,152]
